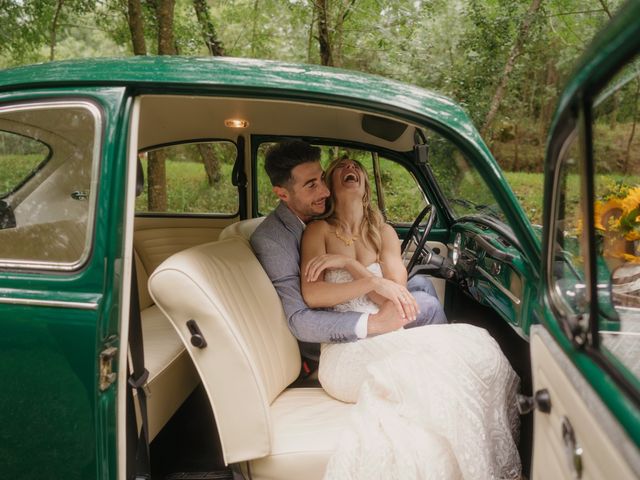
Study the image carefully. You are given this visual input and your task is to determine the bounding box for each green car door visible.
[533,1,640,477]
[0,87,129,479]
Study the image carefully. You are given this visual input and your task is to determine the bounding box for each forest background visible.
[0,0,636,223]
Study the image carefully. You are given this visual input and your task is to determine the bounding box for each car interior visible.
[125,94,535,479]
[0,93,534,479]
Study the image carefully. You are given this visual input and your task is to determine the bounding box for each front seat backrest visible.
[148,237,301,464]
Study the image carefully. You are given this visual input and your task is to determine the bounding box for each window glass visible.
[0,102,101,268]
[136,141,238,215]
[256,142,427,223]
[428,133,509,225]
[550,130,588,321]
[592,59,640,379]
[0,132,50,196]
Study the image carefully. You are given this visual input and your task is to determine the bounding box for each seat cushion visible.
[244,387,353,480]
[137,305,200,440]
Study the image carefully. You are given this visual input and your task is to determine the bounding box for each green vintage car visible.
[0,1,638,479]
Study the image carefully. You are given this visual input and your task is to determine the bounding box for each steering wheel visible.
[401,204,437,273]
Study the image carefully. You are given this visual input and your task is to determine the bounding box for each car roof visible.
[0,56,476,139]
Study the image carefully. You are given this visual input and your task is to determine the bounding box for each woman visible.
[301,157,521,479]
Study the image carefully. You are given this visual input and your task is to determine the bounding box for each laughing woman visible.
[301,156,521,479]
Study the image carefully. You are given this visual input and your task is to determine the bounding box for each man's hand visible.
[305,253,354,281]
[367,300,412,336]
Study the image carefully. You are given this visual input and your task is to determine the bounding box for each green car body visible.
[0,1,638,478]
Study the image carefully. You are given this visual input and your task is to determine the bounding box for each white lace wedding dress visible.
[320,264,521,480]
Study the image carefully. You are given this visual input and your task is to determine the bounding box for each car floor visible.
[150,384,232,479]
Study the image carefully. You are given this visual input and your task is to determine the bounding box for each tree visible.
[481,0,544,138]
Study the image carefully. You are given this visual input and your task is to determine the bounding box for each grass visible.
[0,154,45,194]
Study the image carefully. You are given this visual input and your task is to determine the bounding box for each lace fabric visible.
[320,267,521,479]
[323,263,382,314]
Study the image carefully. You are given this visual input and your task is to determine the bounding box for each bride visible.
[300,157,521,479]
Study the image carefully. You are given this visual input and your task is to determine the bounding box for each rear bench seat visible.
[148,227,353,479]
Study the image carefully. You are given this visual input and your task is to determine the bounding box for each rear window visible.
[0,131,50,197]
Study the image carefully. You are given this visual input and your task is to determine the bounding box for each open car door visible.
[533,2,640,478]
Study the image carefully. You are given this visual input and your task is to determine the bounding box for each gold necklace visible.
[335,227,358,246]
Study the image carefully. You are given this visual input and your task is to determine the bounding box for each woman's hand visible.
[371,277,419,321]
[305,254,354,282]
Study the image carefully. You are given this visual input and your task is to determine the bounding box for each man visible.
[250,140,446,360]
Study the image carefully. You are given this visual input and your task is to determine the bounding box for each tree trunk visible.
[127,0,147,55]
[307,6,317,63]
[332,0,357,67]
[198,144,221,185]
[49,0,65,61]
[156,0,177,55]
[250,0,260,57]
[481,0,543,137]
[147,150,168,211]
[144,0,176,210]
[193,0,225,56]
[623,79,640,174]
[192,0,223,182]
[315,0,334,66]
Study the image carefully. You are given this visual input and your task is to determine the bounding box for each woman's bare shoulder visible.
[304,219,331,235]
[380,222,399,239]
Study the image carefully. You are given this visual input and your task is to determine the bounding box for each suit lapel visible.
[274,201,304,246]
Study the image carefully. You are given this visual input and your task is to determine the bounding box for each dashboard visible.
[449,219,534,338]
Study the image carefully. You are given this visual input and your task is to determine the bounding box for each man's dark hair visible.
[264,140,321,187]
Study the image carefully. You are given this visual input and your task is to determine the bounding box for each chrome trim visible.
[476,265,521,305]
[547,128,583,319]
[0,297,98,310]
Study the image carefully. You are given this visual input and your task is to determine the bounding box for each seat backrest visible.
[148,236,301,464]
[219,217,265,242]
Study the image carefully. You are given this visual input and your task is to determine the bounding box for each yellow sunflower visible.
[596,197,624,231]
[621,186,640,215]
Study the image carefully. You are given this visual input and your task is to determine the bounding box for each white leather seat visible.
[218,216,264,241]
[148,236,352,479]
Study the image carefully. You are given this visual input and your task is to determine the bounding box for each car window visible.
[255,142,427,223]
[136,141,238,215]
[0,101,101,269]
[0,132,50,197]
[428,132,509,225]
[550,130,587,320]
[592,58,640,379]
[551,56,640,384]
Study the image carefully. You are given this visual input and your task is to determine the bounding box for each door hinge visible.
[99,346,118,391]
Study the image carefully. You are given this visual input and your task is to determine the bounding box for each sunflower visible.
[621,186,640,215]
[596,197,624,231]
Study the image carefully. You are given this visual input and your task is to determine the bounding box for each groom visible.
[250,140,446,360]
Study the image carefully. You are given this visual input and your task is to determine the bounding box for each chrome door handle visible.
[561,416,583,479]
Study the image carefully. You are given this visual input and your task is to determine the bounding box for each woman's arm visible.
[379,223,409,286]
[300,221,377,308]
[301,221,417,319]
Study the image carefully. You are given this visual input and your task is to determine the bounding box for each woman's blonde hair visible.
[321,156,385,254]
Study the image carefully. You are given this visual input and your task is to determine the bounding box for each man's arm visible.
[251,231,361,343]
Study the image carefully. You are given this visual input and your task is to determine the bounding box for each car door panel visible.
[531,325,640,479]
